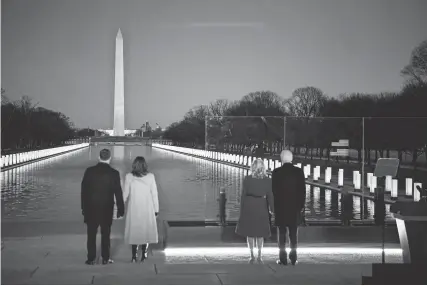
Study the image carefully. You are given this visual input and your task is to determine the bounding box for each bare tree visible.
[15,95,39,115]
[223,91,286,116]
[184,105,210,122]
[241,90,287,115]
[286,86,327,117]
[208,99,232,117]
[1,88,8,105]
[401,40,427,86]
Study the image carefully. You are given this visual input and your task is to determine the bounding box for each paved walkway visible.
[1,231,402,285]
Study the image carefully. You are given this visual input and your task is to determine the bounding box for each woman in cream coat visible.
[123,156,159,263]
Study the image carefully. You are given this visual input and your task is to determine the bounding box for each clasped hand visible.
[116,210,124,219]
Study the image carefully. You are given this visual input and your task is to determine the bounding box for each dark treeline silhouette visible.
[163,40,427,167]
[1,91,76,151]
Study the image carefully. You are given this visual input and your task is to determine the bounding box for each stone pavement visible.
[1,233,402,285]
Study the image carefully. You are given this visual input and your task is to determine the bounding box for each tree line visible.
[163,40,427,166]
[1,92,77,152]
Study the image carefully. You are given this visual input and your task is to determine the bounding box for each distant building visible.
[97,129,137,136]
[142,121,151,132]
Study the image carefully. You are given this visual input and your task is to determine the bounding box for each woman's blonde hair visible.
[250,158,267,179]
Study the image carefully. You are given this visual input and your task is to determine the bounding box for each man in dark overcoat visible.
[271,150,306,265]
[81,148,125,265]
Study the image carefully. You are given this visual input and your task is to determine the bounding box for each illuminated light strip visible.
[1,143,89,169]
[164,247,402,256]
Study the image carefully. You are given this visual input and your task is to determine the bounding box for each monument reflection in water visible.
[113,145,125,160]
[112,145,127,179]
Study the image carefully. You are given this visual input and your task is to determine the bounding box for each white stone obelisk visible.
[113,29,125,136]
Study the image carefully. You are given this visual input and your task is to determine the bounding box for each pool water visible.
[1,145,391,224]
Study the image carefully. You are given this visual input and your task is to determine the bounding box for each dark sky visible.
[2,0,427,129]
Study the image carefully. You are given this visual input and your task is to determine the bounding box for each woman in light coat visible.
[123,156,159,263]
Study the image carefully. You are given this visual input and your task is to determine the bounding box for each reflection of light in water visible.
[150,147,395,221]
[305,185,311,201]
[1,171,6,187]
[367,200,375,219]
[313,187,320,211]
[1,148,86,195]
[112,145,125,160]
[353,196,360,219]
[325,189,332,207]
[386,204,391,216]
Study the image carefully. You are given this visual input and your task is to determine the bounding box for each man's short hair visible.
[280,150,293,163]
[99,149,111,161]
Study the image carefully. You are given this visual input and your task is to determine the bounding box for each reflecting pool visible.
[1,145,392,223]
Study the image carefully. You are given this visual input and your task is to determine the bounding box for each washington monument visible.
[113,29,125,136]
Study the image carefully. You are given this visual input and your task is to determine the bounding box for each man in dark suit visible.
[271,150,306,265]
[81,149,125,265]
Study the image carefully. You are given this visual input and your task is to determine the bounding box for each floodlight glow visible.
[353,171,357,186]
[385,176,392,192]
[367,173,373,188]
[406,178,413,197]
[338,169,344,187]
[355,172,361,190]
[314,166,320,181]
[371,176,377,192]
[163,247,402,256]
[391,179,398,199]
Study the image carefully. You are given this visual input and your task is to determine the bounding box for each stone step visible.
[3,263,374,285]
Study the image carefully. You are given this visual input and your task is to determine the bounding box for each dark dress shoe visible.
[140,252,147,262]
[278,249,287,265]
[85,260,95,265]
[289,251,297,266]
[102,259,114,265]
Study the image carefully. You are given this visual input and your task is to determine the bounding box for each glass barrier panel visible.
[364,117,427,221]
